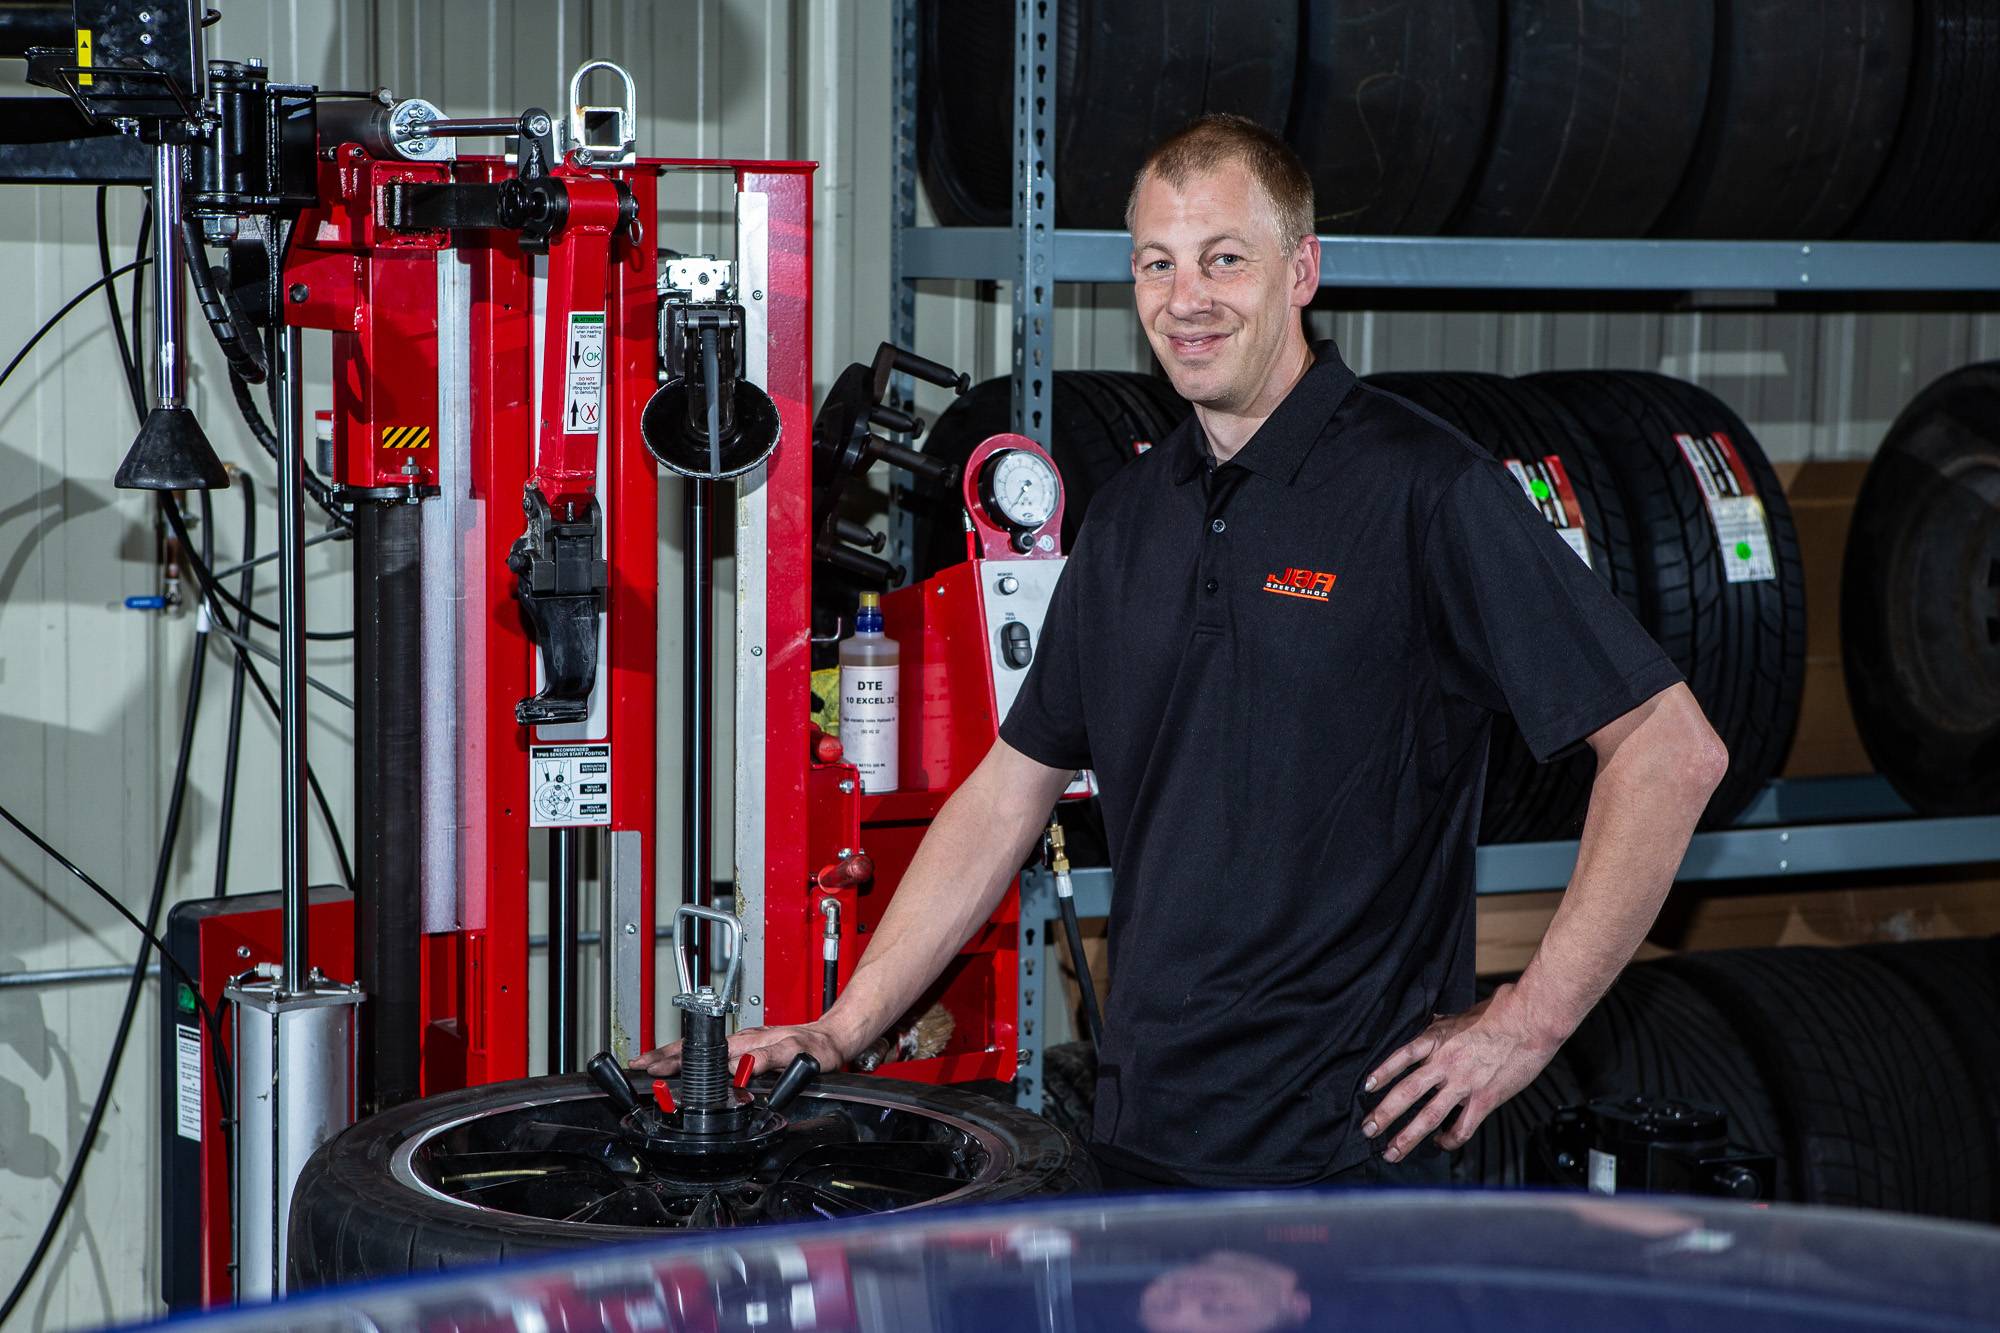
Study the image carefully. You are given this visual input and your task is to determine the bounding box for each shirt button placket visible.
[1199,493,1228,622]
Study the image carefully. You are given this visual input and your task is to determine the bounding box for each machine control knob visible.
[1001,621,1033,669]
[996,574,1019,595]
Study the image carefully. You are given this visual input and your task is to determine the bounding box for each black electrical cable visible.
[129,200,149,394]
[0,259,149,398]
[94,188,145,421]
[212,474,255,899]
[162,495,354,641]
[227,370,351,531]
[0,495,214,1331]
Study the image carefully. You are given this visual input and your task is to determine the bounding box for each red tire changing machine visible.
[144,56,1079,1308]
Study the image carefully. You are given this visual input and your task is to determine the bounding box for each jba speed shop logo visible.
[1263,566,1338,602]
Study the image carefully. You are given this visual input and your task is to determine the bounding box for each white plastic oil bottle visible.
[839,591,900,792]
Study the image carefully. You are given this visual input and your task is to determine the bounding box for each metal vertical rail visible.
[685,476,714,979]
[276,324,310,989]
[1010,0,1057,443]
[887,0,922,577]
[548,827,579,1070]
[152,145,187,411]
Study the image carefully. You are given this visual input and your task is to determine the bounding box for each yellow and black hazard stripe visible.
[380,425,433,450]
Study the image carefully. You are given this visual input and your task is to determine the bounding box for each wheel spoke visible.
[563,1182,675,1226]
[765,1180,875,1221]
[785,1161,967,1203]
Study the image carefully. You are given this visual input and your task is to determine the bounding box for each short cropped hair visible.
[1124,114,1316,250]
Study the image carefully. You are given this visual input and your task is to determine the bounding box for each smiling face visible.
[1130,160,1318,417]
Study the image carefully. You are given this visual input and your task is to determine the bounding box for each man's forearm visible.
[817,744,1070,1058]
[1505,693,1726,1047]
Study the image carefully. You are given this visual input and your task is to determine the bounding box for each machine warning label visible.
[1504,455,1591,569]
[1675,432,1777,584]
[563,311,606,435]
[175,1023,202,1142]
[530,743,612,827]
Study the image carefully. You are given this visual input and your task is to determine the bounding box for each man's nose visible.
[1166,267,1211,318]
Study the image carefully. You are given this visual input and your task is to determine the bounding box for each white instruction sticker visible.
[1504,454,1592,570]
[175,1023,203,1142]
[1675,432,1776,584]
[562,311,606,435]
[530,743,613,827]
[1589,1147,1618,1195]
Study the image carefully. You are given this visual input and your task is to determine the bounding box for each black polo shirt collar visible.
[1168,340,1359,486]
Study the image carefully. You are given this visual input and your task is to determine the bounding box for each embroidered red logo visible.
[1263,566,1337,602]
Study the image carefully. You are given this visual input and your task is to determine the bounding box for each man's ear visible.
[1292,234,1321,308]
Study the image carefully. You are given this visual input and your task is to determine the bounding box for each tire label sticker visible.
[175,1023,202,1142]
[563,311,606,435]
[1504,455,1592,569]
[1676,432,1777,584]
[530,743,613,827]
[1589,1147,1617,1195]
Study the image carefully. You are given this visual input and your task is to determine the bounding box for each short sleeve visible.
[997,540,1093,771]
[1423,459,1683,761]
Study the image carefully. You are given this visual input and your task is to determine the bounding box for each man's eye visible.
[1211,253,1243,268]
[1143,259,1172,273]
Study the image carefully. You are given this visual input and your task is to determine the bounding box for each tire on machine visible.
[1529,370,1806,829]
[1841,361,2000,815]
[287,1070,1095,1288]
[1365,371,1641,842]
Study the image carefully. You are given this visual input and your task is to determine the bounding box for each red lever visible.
[651,1079,676,1113]
[813,853,875,892]
[734,1053,756,1089]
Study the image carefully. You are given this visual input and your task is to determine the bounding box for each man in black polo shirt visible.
[640,116,1726,1189]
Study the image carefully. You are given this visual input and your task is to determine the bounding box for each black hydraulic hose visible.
[1057,884,1104,1052]
[212,475,256,899]
[0,494,212,1330]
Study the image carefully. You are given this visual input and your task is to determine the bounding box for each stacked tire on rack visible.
[1375,371,1805,838]
[1842,361,2000,815]
[1463,939,2000,1221]
[1039,938,2000,1219]
[920,0,2000,239]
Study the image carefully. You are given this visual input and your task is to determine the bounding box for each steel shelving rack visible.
[883,0,2000,1108]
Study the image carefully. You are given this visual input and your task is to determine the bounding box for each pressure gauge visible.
[979,448,1061,533]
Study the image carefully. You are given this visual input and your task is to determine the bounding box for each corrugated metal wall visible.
[0,2,1995,1324]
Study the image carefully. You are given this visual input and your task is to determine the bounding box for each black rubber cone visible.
[116,406,230,491]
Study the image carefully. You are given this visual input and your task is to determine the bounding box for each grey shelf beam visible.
[903,228,2000,293]
[1014,806,2000,1106]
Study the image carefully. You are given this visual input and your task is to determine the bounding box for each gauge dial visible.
[980,449,1061,532]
